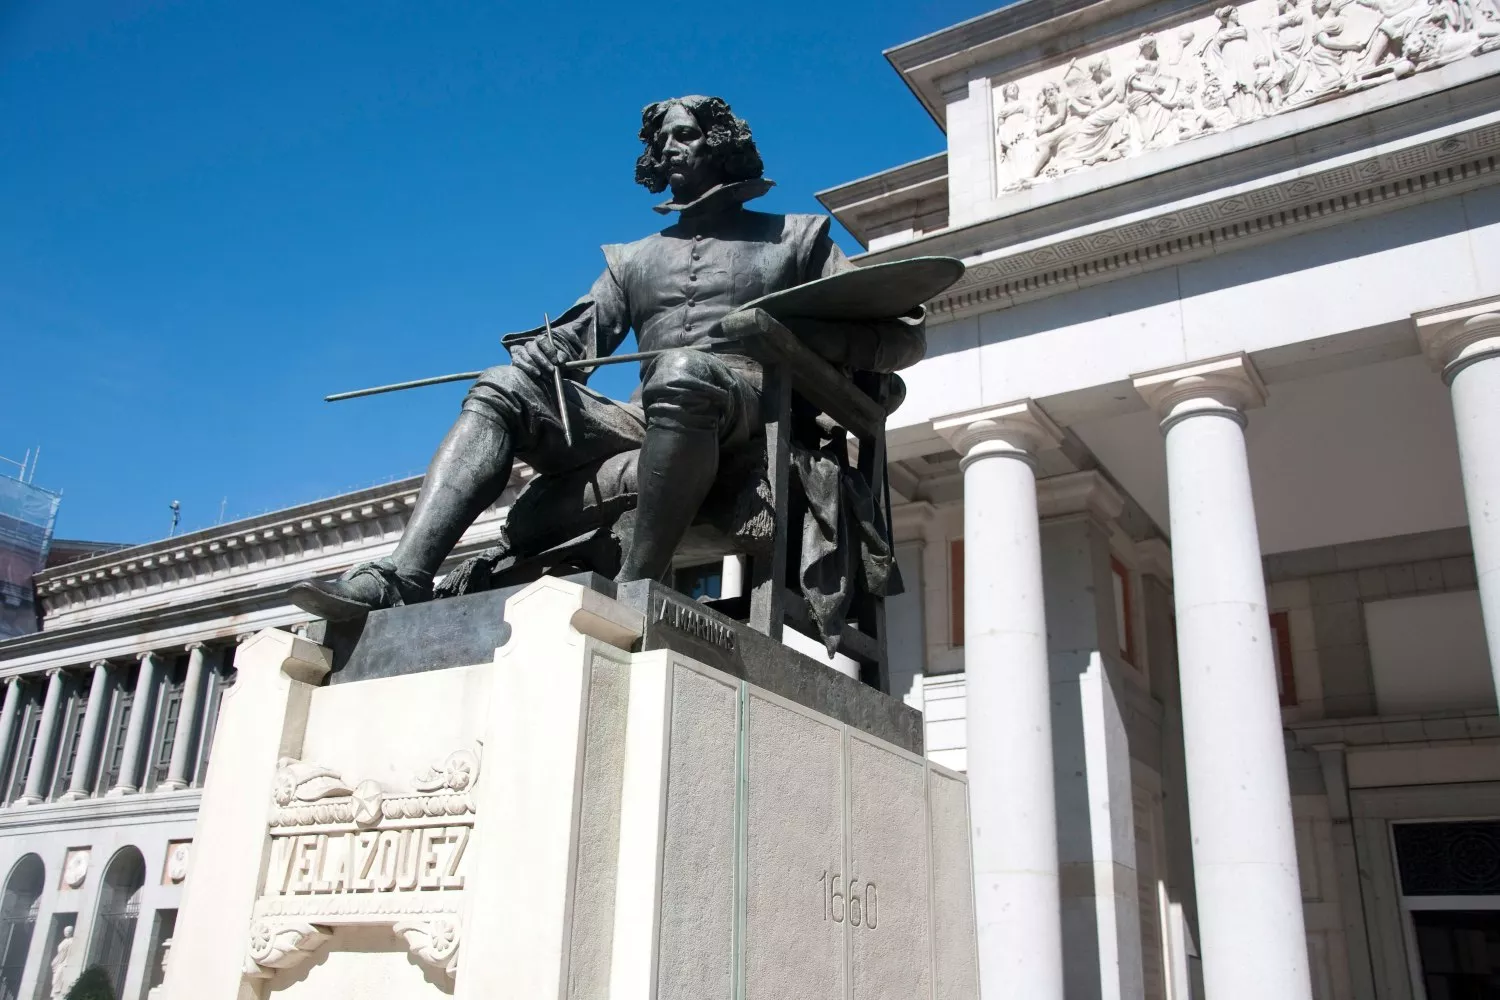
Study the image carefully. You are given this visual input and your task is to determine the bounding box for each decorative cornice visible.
[932,399,1065,469]
[1133,354,1268,430]
[0,788,202,833]
[27,466,530,629]
[890,107,1500,321]
[1413,297,1500,381]
[815,153,949,250]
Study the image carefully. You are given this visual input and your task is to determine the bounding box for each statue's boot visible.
[289,410,515,620]
[616,425,718,585]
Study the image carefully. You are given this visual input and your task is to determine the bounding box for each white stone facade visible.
[817,0,1500,997]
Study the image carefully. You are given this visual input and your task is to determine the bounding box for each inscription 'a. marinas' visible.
[654,598,737,651]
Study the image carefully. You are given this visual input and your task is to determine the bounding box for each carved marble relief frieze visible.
[993,0,1500,193]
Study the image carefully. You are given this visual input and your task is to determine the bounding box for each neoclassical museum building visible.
[4,0,1500,997]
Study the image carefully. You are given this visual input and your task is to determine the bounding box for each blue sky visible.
[2,0,986,544]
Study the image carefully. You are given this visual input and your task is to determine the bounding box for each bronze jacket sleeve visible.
[499,262,632,384]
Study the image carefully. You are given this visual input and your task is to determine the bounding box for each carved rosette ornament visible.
[244,921,330,978]
[393,916,462,976]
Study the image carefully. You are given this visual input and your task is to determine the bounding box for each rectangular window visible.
[94,687,134,796]
[145,657,186,791]
[1111,557,1136,664]
[950,539,965,647]
[6,702,41,804]
[194,659,234,788]
[50,683,90,800]
[1270,611,1297,707]
[0,681,39,803]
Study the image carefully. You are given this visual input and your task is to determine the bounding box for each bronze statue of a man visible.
[291,95,925,621]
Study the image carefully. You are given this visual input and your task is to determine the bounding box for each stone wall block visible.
[161,629,332,1000]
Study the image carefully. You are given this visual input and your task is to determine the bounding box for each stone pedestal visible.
[163,576,976,999]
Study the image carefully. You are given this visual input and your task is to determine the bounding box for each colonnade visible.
[0,639,228,807]
[933,298,1500,1000]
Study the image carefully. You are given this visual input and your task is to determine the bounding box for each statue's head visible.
[634,95,764,203]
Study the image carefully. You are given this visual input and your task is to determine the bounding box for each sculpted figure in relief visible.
[995,82,1034,169]
[1298,0,1366,96]
[1340,0,1429,72]
[1062,57,1132,166]
[1126,34,1190,151]
[992,0,1500,197]
[1207,5,1263,121]
[1268,0,1314,105]
[1007,81,1075,187]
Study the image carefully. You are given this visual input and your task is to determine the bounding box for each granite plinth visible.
[164,576,977,1000]
[616,579,924,755]
[317,574,921,755]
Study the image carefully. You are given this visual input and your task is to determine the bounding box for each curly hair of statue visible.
[633,95,764,193]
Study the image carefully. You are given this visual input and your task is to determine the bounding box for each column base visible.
[159,779,189,792]
[57,790,90,803]
[14,794,42,806]
[105,785,138,798]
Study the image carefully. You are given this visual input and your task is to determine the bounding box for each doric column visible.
[933,400,1065,1000]
[18,668,66,805]
[62,660,113,801]
[163,643,209,790]
[1415,301,1500,689]
[0,677,22,783]
[1134,354,1312,1000]
[109,650,161,796]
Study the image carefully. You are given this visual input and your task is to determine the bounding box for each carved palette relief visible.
[992,0,1500,192]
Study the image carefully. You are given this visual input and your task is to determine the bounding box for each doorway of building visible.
[1412,910,1500,998]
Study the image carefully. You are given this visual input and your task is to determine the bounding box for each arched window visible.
[0,854,44,1000]
[88,848,144,997]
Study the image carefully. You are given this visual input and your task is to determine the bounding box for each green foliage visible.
[64,967,116,1000]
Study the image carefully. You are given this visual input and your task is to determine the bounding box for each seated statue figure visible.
[290,95,928,622]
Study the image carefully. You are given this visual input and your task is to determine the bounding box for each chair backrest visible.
[717,308,895,693]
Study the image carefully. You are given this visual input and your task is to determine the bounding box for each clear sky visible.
[2,0,987,544]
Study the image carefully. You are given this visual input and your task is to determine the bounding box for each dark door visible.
[1413,910,1500,999]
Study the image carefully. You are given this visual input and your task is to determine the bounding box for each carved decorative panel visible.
[992,0,1500,194]
[240,745,481,981]
[1394,820,1500,895]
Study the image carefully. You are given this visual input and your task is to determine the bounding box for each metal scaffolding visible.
[0,469,61,639]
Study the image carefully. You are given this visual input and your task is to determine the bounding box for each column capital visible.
[1133,354,1267,429]
[1135,538,1174,582]
[185,641,206,653]
[43,667,65,680]
[1036,470,1125,524]
[1413,299,1500,382]
[89,658,112,671]
[891,501,945,545]
[932,400,1064,470]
